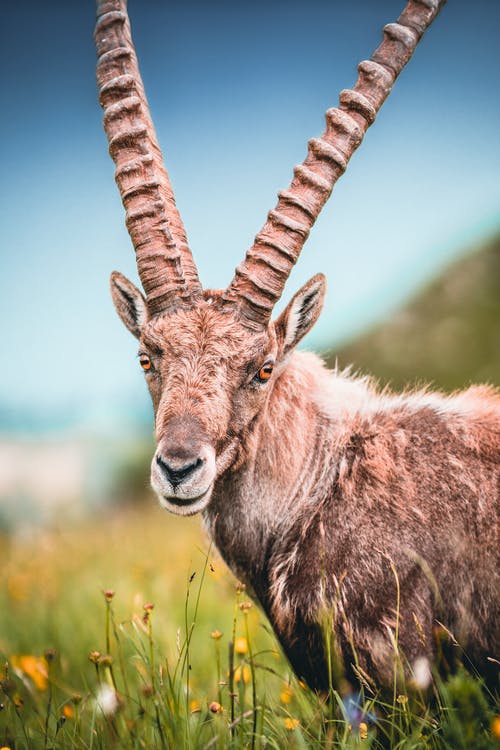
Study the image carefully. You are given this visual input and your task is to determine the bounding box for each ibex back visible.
[95,0,499,690]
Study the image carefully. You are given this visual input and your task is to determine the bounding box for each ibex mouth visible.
[155,485,214,517]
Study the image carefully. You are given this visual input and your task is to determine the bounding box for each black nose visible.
[156,454,203,487]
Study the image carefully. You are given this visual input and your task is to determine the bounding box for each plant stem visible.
[244,611,257,750]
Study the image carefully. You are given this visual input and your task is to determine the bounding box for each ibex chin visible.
[95,0,499,691]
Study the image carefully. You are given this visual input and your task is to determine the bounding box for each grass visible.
[0,504,498,749]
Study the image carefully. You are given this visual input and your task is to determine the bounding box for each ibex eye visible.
[139,354,152,372]
[256,362,274,383]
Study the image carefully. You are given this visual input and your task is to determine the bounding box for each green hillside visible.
[328,234,500,392]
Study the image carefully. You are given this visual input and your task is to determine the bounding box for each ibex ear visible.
[110,271,149,339]
[275,273,326,355]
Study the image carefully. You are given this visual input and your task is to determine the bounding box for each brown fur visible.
[111,279,499,691]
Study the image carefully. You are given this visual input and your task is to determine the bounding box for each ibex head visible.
[110,270,325,515]
[96,0,443,515]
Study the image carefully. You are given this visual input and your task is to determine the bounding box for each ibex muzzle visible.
[152,416,215,512]
[96,0,499,690]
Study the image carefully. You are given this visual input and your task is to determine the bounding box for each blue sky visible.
[1,0,499,433]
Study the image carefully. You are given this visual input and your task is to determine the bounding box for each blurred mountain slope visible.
[328,234,500,392]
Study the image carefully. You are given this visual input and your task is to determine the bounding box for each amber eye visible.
[139,354,152,372]
[256,362,274,383]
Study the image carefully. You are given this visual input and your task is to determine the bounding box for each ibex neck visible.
[204,350,330,592]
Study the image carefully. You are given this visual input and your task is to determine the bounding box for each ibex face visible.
[110,270,325,515]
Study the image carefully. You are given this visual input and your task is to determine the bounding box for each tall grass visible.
[0,506,498,748]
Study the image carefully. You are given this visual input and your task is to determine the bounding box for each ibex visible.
[95,0,499,691]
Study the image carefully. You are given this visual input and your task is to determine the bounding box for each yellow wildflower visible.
[190,699,201,713]
[63,704,74,719]
[11,655,48,691]
[492,716,500,739]
[359,722,368,740]
[280,686,294,705]
[233,665,250,684]
[284,717,299,730]
[211,630,223,640]
[234,637,248,655]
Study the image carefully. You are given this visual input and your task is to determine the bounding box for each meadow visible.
[1,239,499,748]
[0,503,498,749]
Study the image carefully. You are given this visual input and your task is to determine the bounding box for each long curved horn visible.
[95,0,202,316]
[222,0,446,327]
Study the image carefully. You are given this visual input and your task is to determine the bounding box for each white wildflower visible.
[96,684,120,717]
[412,656,432,689]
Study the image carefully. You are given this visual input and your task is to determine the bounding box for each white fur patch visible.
[312,366,499,422]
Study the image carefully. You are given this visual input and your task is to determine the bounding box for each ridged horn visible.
[222,0,446,328]
[95,0,202,316]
